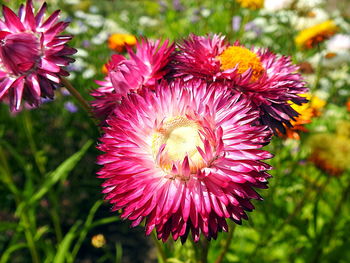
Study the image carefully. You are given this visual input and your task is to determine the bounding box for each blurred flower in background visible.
[308,122,350,176]
[263,0,293,12]
[107,33,137,52]
[295,20,338,49]
[64,101,78,113]
[278,95,326,140]
[236,0,264,10]
[91,234,106,248]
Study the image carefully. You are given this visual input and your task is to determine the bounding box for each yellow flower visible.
[278,94,325,140]
[308,125,350,177]
[236,0,264,10]
[108,33,137,52]
[91,234,106,248]
[295,20,338,49]
[310,95,326,116]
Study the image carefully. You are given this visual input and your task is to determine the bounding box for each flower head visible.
[174,34,308,133]
[92,39,174,122]
[347,99,350,112]
[107,33,137,52]
[97,80,272,242]
[295,20,338,49]
[91,234,106,248]
[236,0,264,10]
[0,0,76,111]
[308,129,350,176]
[263,0,293,12]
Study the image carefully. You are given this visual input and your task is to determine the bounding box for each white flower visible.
[291,8,329,30]
[92,31,109,45]
[82,67,96,79]
[326,34,350,52]
[139,16,159,27]
[295,0,324,11]
[309,50,350,69]
[103,19,128,34]
[200,8,211,18]
[75,48,88,58]
[264,0,293,12]
[66,21,88,34]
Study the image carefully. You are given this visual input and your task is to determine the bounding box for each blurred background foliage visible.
[0,0,350,262]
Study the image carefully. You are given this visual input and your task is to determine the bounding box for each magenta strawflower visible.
[174,34,308,133]
[97,79,273,242]
[0,0,76,111]
[92,39,174,121]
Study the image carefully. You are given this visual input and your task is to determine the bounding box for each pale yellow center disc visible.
[152,116,204,173]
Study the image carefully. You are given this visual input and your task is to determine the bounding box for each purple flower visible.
[232,16,242,32]
[64,101,78,113]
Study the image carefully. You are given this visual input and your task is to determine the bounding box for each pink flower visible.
[92,39,174,122]
[174,34,308,133]
[0,0,76,111]
[97,79,272,242]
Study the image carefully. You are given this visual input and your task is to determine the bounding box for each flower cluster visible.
[93,34,308,242]
[0,0,76,111]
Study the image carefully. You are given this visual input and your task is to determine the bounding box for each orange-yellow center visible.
[218,46,265,82]
[151,116,204,173]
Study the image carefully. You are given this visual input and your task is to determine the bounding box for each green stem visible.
[238,12,250,39]
[60,77,100,128]
[23,111,63,242]
[251,171,328,258]
[312,44,323,92]
[0,146,20,198]
[198,238,209,263]
[60,77,91,114]
[215,223,236,263]
[0,147,40,263]
[151,232,167,263]
[22,111,45,175]
[310,178,350,263]
[22,213,41,263]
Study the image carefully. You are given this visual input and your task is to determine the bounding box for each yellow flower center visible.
[218,46,265,82]
[151,116,204,173]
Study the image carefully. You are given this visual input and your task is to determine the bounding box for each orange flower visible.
[347,99,350,112]
[101,63,108,74]
[108,33,137,52]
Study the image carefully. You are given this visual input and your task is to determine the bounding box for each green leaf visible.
[53,221,82,263]
[0,243,27,263]
[17,140,92,214]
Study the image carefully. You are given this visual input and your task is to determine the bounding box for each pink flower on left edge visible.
[0,0,76,111]
[91,38,175,122]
